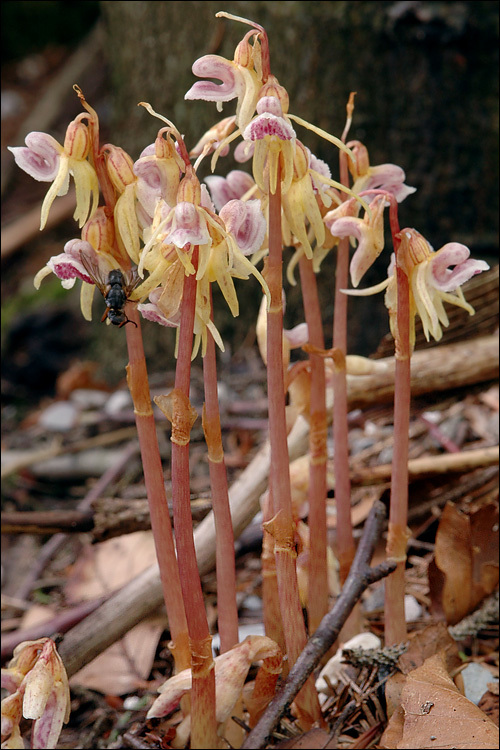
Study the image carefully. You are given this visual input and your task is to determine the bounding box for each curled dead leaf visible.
[429,502,499,625]
[382,651,499,749]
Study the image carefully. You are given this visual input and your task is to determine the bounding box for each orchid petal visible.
[39,155,70,230]
[167,202,211,248]
[352,163,416,203]
[114,183,140,262]
[71,158,99,228]
[234,139,255,163]
[284,322,309,349]
[205,170,255,210]
[243,112,296,142]
[8,132,62,182]
[429,243,489,292]
[220,198,266,255]
[185,55,245,103]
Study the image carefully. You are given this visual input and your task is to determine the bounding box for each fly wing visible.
[122,267,143,298]
[79,251,110,297]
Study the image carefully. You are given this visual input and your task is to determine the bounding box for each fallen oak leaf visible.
[382,651,499,749]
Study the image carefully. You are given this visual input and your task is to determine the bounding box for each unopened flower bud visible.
[63,117,90,160]
[176,167,202,205]
[103,144,136,192]
[292,140,310,181]
[346,140,370,179]
[155,128,176,160]
[259,78,289,114]
[397,228,432,275]
[234,36,253,67]
[81,207,115,253]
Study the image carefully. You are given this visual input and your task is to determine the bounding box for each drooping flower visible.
[185,12,356,201]
[8,118,99,230]
[147,635,282,730]
[33,208,146,324]
[185,15,267,132]
[242,93,297,196]
[1,638,70,750]
[325,194,388,287]
[347,140,416,203]
[344,228,490,351]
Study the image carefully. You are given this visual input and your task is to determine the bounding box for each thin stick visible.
[16,442,138,601]
[241,501,395,749]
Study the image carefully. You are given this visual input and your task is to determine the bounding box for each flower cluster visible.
[1,638,70,750]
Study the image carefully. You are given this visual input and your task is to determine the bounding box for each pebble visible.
[38,401,79,432]
[462,662,499,705]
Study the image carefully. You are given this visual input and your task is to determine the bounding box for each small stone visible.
[462,662,499,705]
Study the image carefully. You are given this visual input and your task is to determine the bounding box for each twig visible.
[1,597,107,660]
[241,501,396,749]
[349,446,499,485]
[1,510,94,535]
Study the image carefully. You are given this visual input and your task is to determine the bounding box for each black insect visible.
[79,252,141,328]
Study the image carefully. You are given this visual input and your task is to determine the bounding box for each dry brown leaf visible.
[398,622,462,677]
[478,690,499,727]
[429,502,499,624]
[469,503,500,608]
[65,531,158,601]
[385,623,462,720]
[381,651,499,750]
[69,615,165,695]
[386,651,499,749]
[65,532,164,695]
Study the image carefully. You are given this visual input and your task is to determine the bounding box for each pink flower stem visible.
[298,256,328,634]
[82,85,191,673]
[170,247,217,747]
[124,310,191,672]
[384,202,410,645]
[265,167,321,726]
[332,151,355,586]
[202,291,239,653]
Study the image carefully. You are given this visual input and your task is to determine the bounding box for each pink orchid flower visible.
[1,638,70,750]
[133,129,184,217]
[8,120,99,230]
[347,140,416,203]
[138,170,269,354]
[344,228,490,350]
[185,17,265,133]
[325,194,388,287]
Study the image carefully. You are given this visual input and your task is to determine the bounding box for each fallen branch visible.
[349,445,499,486]
[241,500,395,749]
[1,509,94,535]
